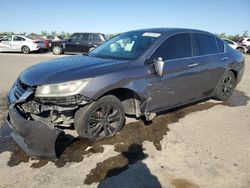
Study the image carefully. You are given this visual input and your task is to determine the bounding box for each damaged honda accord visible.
[6,28,245,158]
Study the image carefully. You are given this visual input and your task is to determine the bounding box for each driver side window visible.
[151,33,192,61]
[1,36,12,41]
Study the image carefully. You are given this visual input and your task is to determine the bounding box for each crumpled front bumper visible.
[6,89,63,159]
[6,105,63,159]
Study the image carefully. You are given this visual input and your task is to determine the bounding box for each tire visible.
[74,95,125,140]
[21,46,30,54]
[52,45,63,55]
[213,71,236,101]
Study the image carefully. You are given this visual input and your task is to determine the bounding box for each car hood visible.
[20,55,129,86]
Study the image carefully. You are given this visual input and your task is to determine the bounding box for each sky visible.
[0,0,249,35]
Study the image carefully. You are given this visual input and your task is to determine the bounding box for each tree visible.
[51,31,57,36]
[41,30,48,36]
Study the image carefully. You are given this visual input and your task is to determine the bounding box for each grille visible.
[14,79,29,99]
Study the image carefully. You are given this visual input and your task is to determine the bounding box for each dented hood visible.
[20,55,129,86]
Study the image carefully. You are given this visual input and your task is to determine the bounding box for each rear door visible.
[192,33,227,98]
[79,33,92,53]
[145,33,198,112]
[11,36,26,51]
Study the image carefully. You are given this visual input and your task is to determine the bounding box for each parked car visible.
[0,35,46,54]
[6,28,244,158]
[222,38,248,53]
[27,34,50,49]
[50,32,106,55]
[238,37,250,53]
[238,37,250,46]
[46,35,64,41]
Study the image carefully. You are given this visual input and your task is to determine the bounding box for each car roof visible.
[126,28,213,36]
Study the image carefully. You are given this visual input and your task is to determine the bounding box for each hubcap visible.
[23,47,29,53]
[88,103,121,138]
[221,75,234,97]
[53,47,61,54]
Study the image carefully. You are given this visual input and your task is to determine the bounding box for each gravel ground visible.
[0,52,250,188]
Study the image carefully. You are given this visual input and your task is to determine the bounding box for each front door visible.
[145,33,198,112]
[65,33,82,53]
[0,36,12,52]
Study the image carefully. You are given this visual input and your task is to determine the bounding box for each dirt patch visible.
[171,178,200,188]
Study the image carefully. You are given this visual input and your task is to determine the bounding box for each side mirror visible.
[154,57,165,76]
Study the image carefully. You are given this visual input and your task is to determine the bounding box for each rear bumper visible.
[6,105,63,158]
[237,62,245,85]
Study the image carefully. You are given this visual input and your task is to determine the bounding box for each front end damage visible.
[6,79,91,158]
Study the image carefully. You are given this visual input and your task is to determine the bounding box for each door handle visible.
[188,63,198,67]
[221,57,229,61]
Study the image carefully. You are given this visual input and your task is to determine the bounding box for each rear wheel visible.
[52,46,63,55]
[213,71,236,101]
[21,46,30,54]
[74,95,125,140]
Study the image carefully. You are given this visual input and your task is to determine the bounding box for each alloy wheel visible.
[221,75,234,98]
[88,103,122,138]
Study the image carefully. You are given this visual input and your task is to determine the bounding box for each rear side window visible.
[93,34,105,42]
[223,39,233,45]
[13,36,25,41]
[216,38,225,53]
[81,34,91,42]
[152,33,192,60]
[194,33,218,55]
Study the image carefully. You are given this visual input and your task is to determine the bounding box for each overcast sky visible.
[1,0,249,35]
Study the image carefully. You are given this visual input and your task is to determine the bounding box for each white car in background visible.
[0,35,46,54]
[238,37,250,46]
[222,38,248,54]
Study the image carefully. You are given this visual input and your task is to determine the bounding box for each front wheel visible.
[74,95,125,140]
[213,71,236,101]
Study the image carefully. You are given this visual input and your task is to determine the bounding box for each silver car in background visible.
[0,35,46,54]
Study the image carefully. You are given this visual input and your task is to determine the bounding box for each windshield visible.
[89,31,161,60]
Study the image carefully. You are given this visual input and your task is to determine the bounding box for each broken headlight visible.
[35,79,91,97]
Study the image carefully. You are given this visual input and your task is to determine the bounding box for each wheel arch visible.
[229,69,237,79]
[97,87,145,117]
